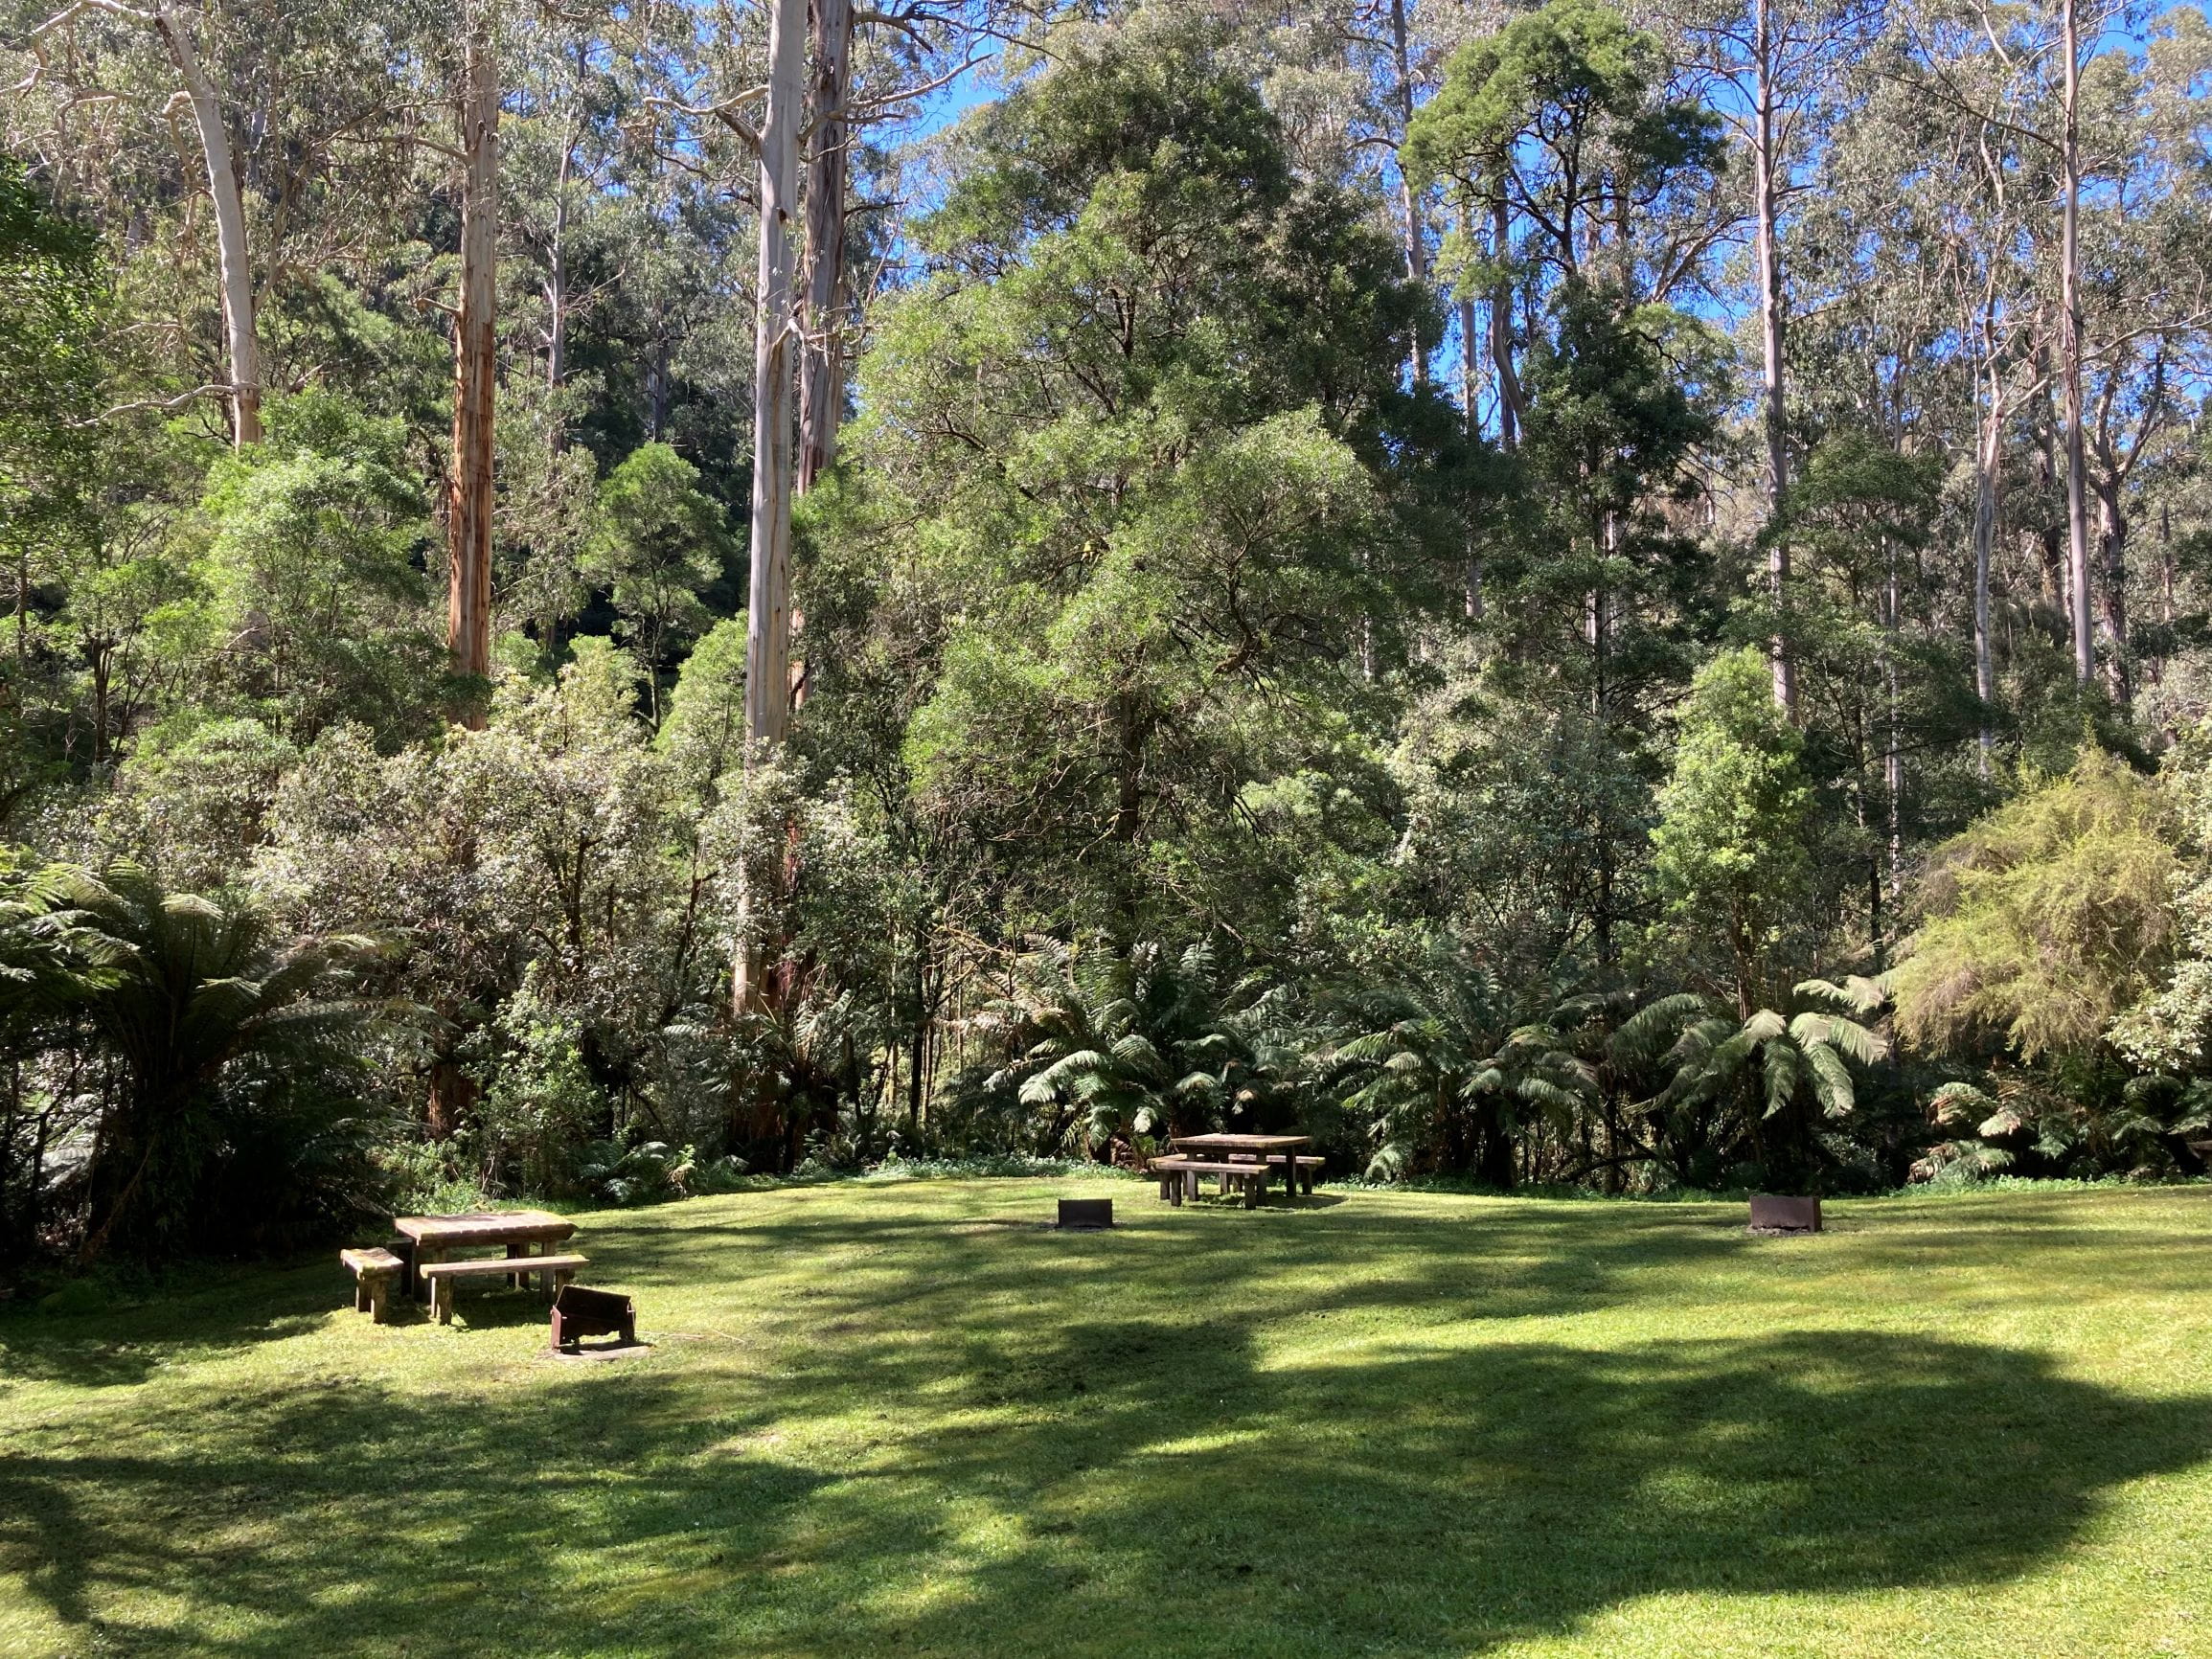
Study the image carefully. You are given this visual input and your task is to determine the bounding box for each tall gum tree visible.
[26,0,261,445]
[447,0,499,698]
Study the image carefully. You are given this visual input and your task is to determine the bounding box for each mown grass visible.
[2,1179,2209,1657]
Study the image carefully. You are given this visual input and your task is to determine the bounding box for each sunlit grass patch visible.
[2,1180,2209,1657]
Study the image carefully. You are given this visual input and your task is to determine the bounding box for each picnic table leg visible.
[506,1240,527,1288]
[413,1243,438,1303]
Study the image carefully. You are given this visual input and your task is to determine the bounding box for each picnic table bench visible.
[392,1210,577,1302]
[420,1252,589,1324]
[339,1246,402,1324]
[1150,1155,1273,1208]
[1150,1133,1317,1207]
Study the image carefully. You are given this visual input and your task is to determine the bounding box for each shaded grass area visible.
[3,1183,2210,1656]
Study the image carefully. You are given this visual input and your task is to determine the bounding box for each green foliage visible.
[586,443,733,718]
[1405,0,1724,273]
[977,939,1297,1156]
[853,31,1453,945]
[1650,646,1816,1006]
[0,157,103,611]
[35,862,387,1261]
[187,392,446,743]
[1894,750,2178,1062]
[1330,939,1590,1187]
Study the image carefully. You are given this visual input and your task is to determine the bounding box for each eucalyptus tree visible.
[847,24,1448,943]
[11,0,427,448]
[446,0,499,696]
[1674,0,1883,714]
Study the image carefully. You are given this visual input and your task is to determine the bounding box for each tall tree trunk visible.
[152,4,258,445]
[1459,285,1482,619]
[798,0,851,494]
[743,0,803,756]
[1973,365,2001,774]
[2060,0,2093,684]
[1752,0,1791,715]
[1388,0,1426,383]
[2037,349,2065,613]
[546,112,571,399]
[1882,526,1902,960]
[446,4,497,704]
[735,0,806,1015]
[2096,474,2130,705]
[1489,197,1520,449]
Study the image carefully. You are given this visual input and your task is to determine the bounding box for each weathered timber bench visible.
[339,1247,403,1324]
[419,1253,588,1325]
[1148,1157,1271,1209]
[1265,1154,1324,1194]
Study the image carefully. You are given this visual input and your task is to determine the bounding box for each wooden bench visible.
[339,1247,403,1324]
[1266,1154,1324,1194]
[1148,1157,1271,1208]
[419,1253,589,1325]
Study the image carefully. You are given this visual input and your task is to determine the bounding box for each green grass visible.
[3,1180,2210,1658]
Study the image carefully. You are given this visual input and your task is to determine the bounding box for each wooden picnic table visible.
[1161,1133,1314,1204]
[1169,1133,1312,1157]
[392,1210,577,1301]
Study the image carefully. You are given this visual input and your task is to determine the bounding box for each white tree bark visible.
[2060,0,2093,683]
[1388,0,1428,388]
[447,1,498,693]
[149,3,260,445]
[797,0,851,494]
[744,0,804,756]
[1973,360,2002,774]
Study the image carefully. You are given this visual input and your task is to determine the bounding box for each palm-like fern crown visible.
[984,938,1291,1150]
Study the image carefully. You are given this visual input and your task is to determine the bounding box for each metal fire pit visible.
[1057,1197,1114,1231]
[550,1284,637,1350]
[1747,1194,1822,1235]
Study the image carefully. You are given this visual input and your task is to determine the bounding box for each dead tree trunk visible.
[447,2,498,700]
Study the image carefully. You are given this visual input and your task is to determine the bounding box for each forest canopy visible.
[5,0,2212,1264]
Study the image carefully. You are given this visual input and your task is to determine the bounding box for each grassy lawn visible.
[2,1179,2210,1658]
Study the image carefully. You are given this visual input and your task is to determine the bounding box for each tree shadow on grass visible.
[0,1261,343,1390]
[2,1317,2206,1657]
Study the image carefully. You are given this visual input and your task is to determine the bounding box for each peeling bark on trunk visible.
[446,4,497,703]
[743,0,803,757]
[152,4,258,446]
[798,0,851,494]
